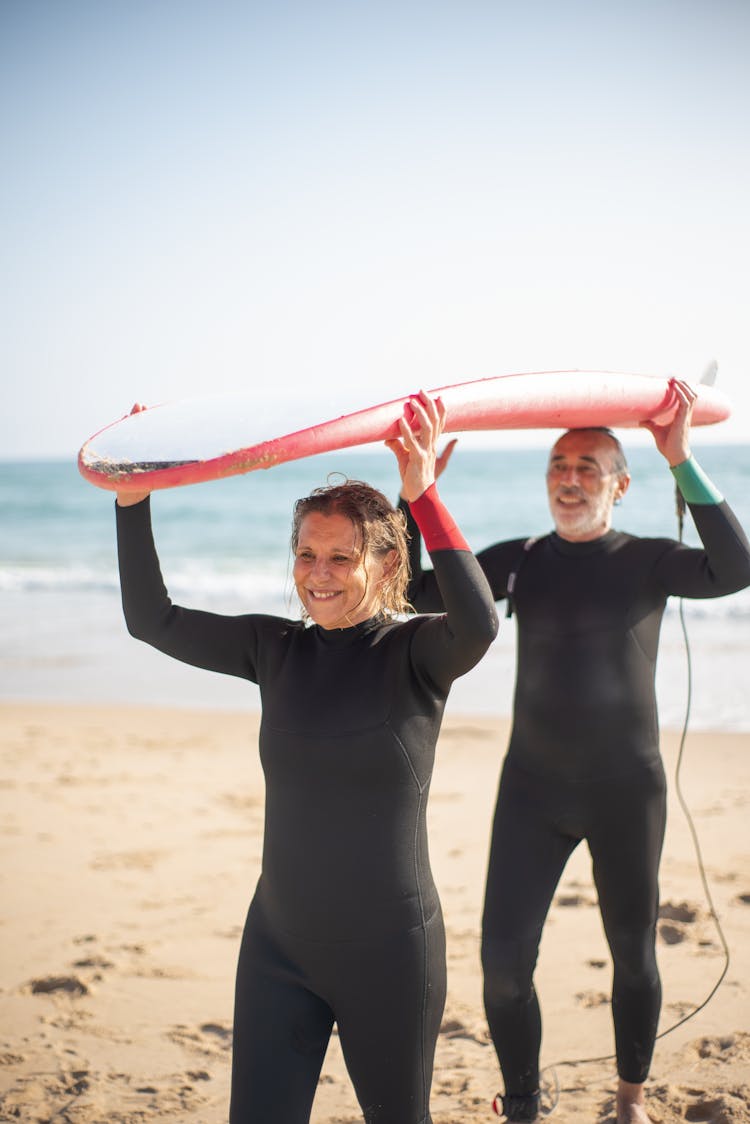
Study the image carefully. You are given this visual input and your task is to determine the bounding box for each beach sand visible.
[1,701,748,1123]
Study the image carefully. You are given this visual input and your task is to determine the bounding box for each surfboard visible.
[78,369,731,493]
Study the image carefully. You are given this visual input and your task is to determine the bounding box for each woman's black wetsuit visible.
[402,495,750,1097]
[116,489,497,1124]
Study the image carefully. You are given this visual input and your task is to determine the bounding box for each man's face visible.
[546,430,630,542]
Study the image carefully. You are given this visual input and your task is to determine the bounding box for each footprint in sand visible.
[90,848,165,870]
[681,1087,750,1122]
[26,975,90,997]
[186,1069,212,1082]
[658,899,711,948]
[168,1021,233,1057]
[629,1079,750,1124]
[71,954,116,979]
[0,1052,26,1066]
[440,1016,489,1045]
[658,922,687,945]
[574,990,609,1009]
[691,1032,750,1063]
[659,899,699,923]
[638,1036,750,1123]
[554,892,596,908]
[0,1068,92,1120]
[435,1072,470,1095]
[61,1069,90,1095]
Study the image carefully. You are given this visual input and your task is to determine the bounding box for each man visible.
[399,379,750,1123]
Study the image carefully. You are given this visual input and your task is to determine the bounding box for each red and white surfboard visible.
[78,369,731,493]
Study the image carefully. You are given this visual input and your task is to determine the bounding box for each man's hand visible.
[640,378,696,467]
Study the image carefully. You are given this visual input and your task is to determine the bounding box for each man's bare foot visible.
[617,1106,650,1124]
[616,1078,650,1124]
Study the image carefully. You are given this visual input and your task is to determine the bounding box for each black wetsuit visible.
[116,496,497,1124]
[402,497,750,1095]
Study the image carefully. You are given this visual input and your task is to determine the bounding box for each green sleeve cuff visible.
[670,454,723,505]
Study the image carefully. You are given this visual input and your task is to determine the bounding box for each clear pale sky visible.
[2,0,749,459]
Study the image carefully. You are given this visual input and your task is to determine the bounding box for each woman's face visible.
[293,512,395,629]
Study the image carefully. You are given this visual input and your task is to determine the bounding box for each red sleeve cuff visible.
[409,483,469,552]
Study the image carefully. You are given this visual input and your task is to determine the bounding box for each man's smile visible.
[555,488,586,506]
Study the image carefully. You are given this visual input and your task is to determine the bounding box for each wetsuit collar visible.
[549,528,621,557]
[312,614,388,646]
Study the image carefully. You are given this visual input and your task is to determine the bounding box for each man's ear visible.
[615,473,632,501]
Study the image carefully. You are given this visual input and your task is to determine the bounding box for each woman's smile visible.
[293,512,393,629]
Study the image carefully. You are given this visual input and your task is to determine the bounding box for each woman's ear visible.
[380,549,398,580]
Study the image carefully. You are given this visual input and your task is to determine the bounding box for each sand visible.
[1,701,748,1123]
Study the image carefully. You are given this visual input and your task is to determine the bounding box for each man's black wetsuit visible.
[402,493,750,1099]
[116,490,497,1124]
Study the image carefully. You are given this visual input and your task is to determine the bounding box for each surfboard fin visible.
[699,360,718,386]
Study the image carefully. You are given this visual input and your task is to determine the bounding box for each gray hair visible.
[559,427,629,475]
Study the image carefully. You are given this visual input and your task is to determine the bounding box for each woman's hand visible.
[639,377,696,467]
[115,403,151,506]
[385,390,447,503]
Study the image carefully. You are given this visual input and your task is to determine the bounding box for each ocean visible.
[2,443,750,730]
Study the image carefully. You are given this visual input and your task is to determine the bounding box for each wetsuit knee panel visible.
[606,923,660,984]
[481,935,539,1006]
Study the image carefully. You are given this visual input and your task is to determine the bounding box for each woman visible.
[115,391,498,1124]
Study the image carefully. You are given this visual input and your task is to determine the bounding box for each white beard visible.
[550,485,617,540]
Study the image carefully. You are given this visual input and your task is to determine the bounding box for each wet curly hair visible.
[291,478,411,619]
